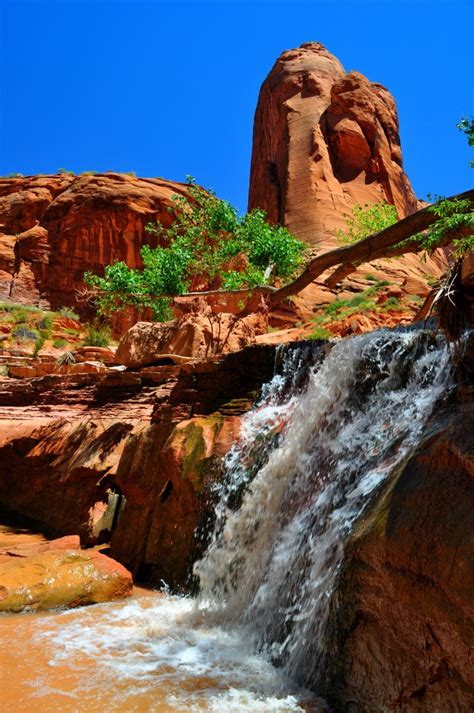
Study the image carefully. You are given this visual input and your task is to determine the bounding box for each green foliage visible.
[53,338,68,349]
[57,168,75,176]
[58,306,80,321]
[83,319,111,347]
[380,297,402,311]
[337,202,398,245]
[4,173,24,178]
[85,176,305,320]
[406,198,474,259]
[457,116,474,167]
[32,333,46,357]
[12,325,38,341]
[307,326,333,340]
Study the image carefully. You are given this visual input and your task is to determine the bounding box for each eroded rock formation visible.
[248,42,418,248]
[0,344,277,586]
[327,342,474,712]
[0,173,191,309]
[0,536,132,613]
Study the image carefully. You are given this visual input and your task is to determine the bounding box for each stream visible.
[0,329,453,711]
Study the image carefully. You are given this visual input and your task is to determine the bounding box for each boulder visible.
[0,534,80,557]
[116,312,267,368]
[0,548,132,612]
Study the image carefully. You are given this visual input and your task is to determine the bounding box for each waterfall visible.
[194,328,453,691]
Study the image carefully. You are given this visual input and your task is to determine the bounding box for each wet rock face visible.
[0,173,191,310]
[0,542,132,613]
[248,42,418,249]
[0,344,277,588]
[329,395,474,711]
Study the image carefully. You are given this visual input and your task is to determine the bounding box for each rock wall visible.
[0,173,191,310]
[0,344,277,587]
[248,42,418,249]
[327,342,474,711]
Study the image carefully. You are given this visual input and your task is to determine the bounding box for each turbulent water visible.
[1,328,454,712]
[195,328,453,691]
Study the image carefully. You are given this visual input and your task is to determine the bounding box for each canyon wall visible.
[0,344,276,586]
[0,173,191,311]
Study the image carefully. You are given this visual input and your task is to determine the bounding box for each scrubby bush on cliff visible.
[83,319,111,347]
[337,201,398,245]
[85,177,305,321]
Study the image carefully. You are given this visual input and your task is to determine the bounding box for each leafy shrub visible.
[57,168,75,176]
[53,338,67,348]
[308,326,333,340]
[337,202,398,244]
[83,320,111,347]
[85,176,305,321]
[420,198,474,258]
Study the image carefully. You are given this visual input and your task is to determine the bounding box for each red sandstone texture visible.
[330,394,474,712]
[0,343,278,586]
[247,42,446,294]
[248,42,417,247]
[0,173,192,310]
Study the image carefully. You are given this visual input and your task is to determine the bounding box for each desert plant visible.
[83,320,111,347]
[337,202,398,244]
[32,333,46,357]
[53,338,68,349]
[58,306,80,321]
[308,326,333,340]
[12,325,38,341]
[84,176,305,321]
[56,350,76,366]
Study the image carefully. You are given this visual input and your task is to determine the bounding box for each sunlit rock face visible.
[248,42,418,250]
[0,173,192,310]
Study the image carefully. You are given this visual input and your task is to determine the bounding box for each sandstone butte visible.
[248,41,446,309]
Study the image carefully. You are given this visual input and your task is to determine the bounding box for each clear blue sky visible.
[1,0,473,212]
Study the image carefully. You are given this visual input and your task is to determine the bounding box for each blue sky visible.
[1,0,473,212]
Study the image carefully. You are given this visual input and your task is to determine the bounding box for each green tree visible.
[457,116,474,167]
[336,201,398,245]
[85,177,305,320]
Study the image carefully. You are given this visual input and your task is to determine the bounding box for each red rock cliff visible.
[0,173,192,310]
[248,42,419,249]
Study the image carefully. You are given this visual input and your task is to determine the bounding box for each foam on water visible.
[1,328,454,711]
[13,593,323,712]
[195,329,452,691]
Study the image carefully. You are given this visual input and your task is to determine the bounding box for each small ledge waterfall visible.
[195,328,453,691]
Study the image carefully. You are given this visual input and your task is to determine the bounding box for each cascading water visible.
[195,328,453,692]
[2,328,455,712]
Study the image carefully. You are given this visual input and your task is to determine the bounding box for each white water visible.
[2,329,453,711]
[195,329,452,691]
[3,592,322,712]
